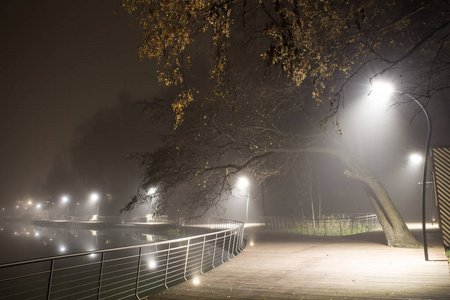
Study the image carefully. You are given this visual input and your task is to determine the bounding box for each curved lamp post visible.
[372,82,431,261]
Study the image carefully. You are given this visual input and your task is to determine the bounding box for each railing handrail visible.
[0,218,243,269]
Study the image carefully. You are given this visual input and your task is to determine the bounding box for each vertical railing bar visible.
[46,259,55,300]
[227,231,232,260]
[134,247,143,298]
[97,252,105,300]
[183,239,191,280]
[164,242,171,289]
[200,236,206,274]
[232,229,237,256]
[221,232,227,264]
[212,233,218,268]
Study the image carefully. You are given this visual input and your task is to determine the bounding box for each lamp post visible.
[371,82,431,261]
[61,195,70,217]
[90,193,100,219]
[237,177,250,223]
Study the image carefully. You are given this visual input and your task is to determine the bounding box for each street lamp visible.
[409,153,423,165]
[61,195,70,217]
[237,177,250,223]
[371,81,431,261]
[90,193,100,219]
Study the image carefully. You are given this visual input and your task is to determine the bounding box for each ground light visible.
[192,277,200,285]
[371,81,431,261]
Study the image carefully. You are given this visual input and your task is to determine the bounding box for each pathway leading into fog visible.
[150,224,450,299]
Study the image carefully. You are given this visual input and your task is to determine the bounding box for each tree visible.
[117,0,450,246]
[121,0,450,126]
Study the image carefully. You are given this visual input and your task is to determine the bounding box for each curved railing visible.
[0,218,245,300]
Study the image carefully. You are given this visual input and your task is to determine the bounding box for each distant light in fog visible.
[409,153,423,165]
[90,193,99,202]
[61,195,69,203]
[36,203,42,209]
[60,246,67,252]
[147,187,157,196]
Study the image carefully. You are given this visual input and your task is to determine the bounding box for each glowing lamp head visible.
[61,195,69,203]
[192,277,200,285]
[409,153,423,165]
[147,187,157,196]
[237,177,249,189]
[370,81,394,101]
[90,193,99,202]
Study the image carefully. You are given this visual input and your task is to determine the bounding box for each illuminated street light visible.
[409,153,423,165]
[61,195,70,216]
[90,193,101,219]
[237,177,250,223]
[371,81,431,261]
[147,187,157,196]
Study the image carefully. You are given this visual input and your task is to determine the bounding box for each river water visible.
[0,219,174,265]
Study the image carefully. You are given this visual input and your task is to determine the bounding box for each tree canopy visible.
[122,0,450,126]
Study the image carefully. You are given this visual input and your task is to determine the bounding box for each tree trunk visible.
[341,154,421,247]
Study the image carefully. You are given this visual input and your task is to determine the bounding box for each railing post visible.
[200,236,206,274]
[183,239,191,280]
[47,259,54,300]
[134,247,142,298]
[164,242,171,289]
[227,231,232,260]
[212,233,218,268]
[97,252,105,300]
[221,232,227,263]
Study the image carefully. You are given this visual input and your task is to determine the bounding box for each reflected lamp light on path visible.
[370,80,431,261]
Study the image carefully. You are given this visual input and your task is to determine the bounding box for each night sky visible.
[0,0,159,204]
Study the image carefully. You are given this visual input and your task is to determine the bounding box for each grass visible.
[267,217,378,237]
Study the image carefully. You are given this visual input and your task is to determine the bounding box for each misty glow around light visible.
[90,193,99,202]
[192,277,200,285]
[237,177,249,189]
[147,187,157,196]
[409,153,423,165]
[148,259,157,269]
[61,195,69,203]
[36,203,42,209]
[370,81,394,102]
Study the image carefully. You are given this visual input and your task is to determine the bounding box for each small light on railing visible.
[192,277,200,285]
[148,259,157,269]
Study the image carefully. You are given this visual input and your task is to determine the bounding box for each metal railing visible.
[0,218,245,300]
[261,214,380,236]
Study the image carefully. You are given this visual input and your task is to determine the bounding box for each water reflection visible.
[0,220,170,264]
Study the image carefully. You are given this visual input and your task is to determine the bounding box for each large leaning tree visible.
[120,0,450,247]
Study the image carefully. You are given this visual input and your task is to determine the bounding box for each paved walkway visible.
[152,224,450,299]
